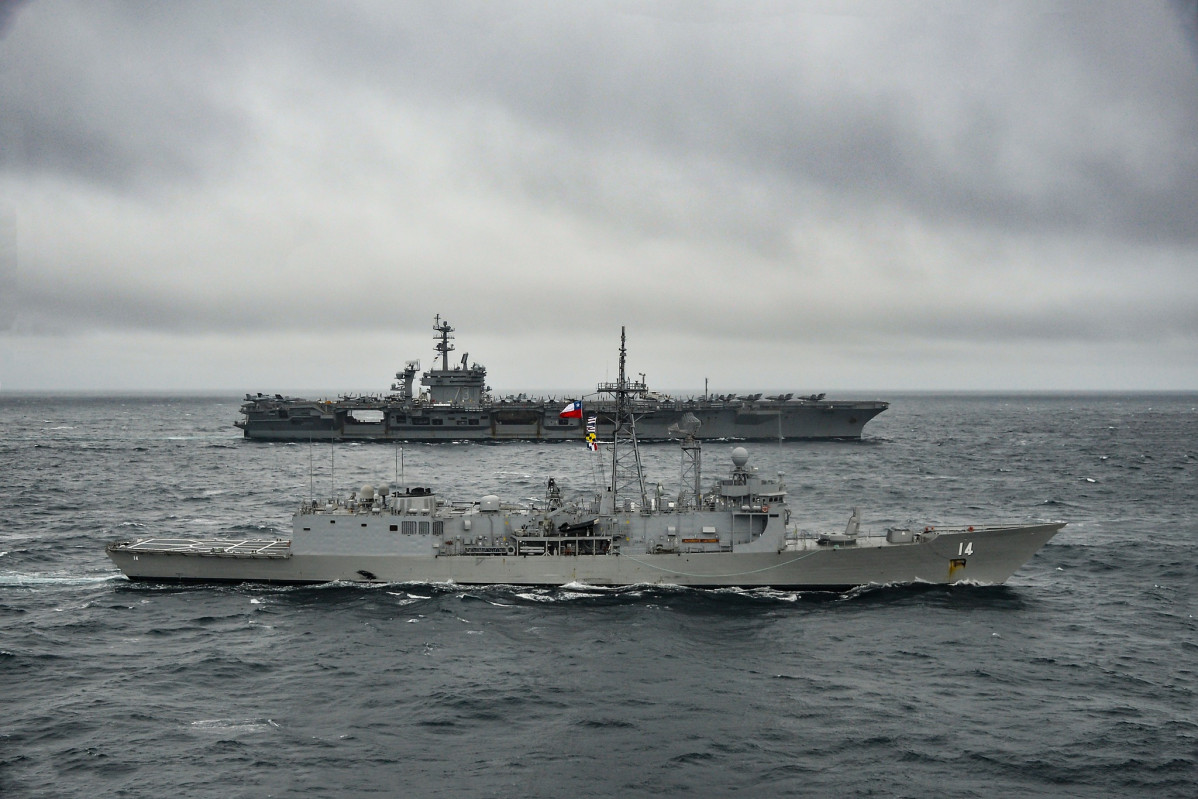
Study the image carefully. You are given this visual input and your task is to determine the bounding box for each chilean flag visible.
[559,400,583,419]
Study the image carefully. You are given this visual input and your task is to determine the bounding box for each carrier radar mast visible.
[433,314,455,372]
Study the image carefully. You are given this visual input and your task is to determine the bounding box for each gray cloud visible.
[1,0,1196,390]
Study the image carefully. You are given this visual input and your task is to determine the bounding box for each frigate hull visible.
[107,514,1063,591]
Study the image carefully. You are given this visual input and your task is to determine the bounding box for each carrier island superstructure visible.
[235,316,889,442]
[111,328,1061,589]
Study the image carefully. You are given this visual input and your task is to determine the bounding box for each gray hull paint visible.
[108,439,1061,590]
[236,316,888,442]
[237,399,889,442]
[107,523,1063,590]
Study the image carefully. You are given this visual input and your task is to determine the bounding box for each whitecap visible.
[556,591,602,601]
[515,592,555,603]
[0,573,124,587]
[190,718,280,733]
[383,593,427,606]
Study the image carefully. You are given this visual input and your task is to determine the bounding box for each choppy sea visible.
[1,393,1194,798]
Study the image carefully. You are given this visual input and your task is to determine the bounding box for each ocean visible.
[1,393,1194,798]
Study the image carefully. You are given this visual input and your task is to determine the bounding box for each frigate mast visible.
[669,412,703,510]
[596,326,648,510]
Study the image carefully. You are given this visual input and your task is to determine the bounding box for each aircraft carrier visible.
[235,316,889,442]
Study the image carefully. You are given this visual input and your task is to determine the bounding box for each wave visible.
[190,718,280,734]
[0,572,125,587]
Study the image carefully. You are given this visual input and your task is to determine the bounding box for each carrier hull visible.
[236,397,888,442]
[236,316,887,442]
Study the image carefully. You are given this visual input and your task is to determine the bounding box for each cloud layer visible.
[2,1,1196,391]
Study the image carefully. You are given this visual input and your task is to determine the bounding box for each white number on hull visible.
[957,541,974,557]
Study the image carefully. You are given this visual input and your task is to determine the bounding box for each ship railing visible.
[596,380,649,394]
[300,498,360,514]
[114,538,291,558]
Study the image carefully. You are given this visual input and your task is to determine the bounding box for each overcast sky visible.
[1,0,1196,394]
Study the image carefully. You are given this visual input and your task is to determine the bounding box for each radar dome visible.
[360,484,376,500]
[731,447,749,469]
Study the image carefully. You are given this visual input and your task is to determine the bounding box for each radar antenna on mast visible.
[667,412,703,510]
[596,327,648,511]
[432,314,455,371]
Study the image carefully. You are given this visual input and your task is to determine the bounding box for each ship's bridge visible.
[423,316,489,405]
[422,362,487,405]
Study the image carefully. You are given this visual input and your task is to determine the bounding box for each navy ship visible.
[235,316,888,442]
[112,329,1060,589]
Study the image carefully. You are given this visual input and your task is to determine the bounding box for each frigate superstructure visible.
[235,316,888,442]
[111,329,1060,589]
